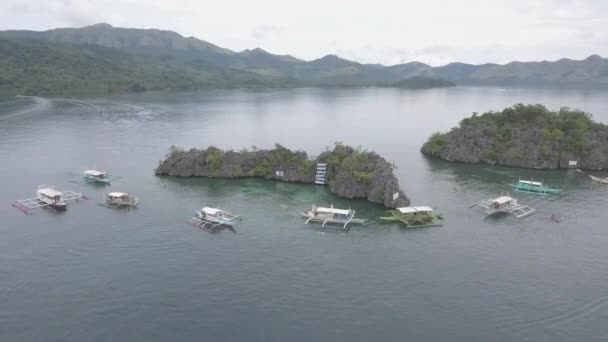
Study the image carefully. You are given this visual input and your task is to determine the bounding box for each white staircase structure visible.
[315,163,327,185]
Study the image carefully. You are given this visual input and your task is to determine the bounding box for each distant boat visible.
[470,193,535,219]
[509,178,561,195]
[379,206,443,228]
[301,204,366,229]
[83,169,111,184]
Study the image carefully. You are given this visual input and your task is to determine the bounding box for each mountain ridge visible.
[1,23,607,94]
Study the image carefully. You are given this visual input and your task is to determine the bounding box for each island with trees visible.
[421,104,608,170]
[155,143,410,208]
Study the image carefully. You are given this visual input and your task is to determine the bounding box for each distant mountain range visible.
[1,23,607,94]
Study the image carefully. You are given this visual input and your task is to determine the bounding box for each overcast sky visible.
[1,0,607,66]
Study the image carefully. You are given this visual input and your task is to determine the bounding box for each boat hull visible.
[50,202,67,211]
[509,183,561,195]
[379,210,443,227]
[196,213,236,227]
[83,176,111,184]
[300,212,366,226]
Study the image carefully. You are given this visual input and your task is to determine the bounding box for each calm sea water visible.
[1,87,608,342]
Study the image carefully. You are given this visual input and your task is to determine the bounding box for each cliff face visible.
[155,143,410,208]
[421,104,608,170]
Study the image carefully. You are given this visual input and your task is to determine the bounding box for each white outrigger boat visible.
[104,192,139,208]
[188,206,240,232]
[589,174,608,184]
[470,193,535,218]
[83,169,112,184]
[12,185,85,214]
[301,204,366,229]
[379,206,444,228]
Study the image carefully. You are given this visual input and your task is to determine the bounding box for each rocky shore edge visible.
[421,104,608,170]
[155,143,410,208]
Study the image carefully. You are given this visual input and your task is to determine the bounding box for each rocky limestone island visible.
[421,104,608,170]
[155,143,410,208]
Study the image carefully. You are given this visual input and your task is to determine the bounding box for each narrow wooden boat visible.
[301,204,366,229]
[105,192,139,208]
[470,193,535,219]
[188,206,240,231]
[83,169,112,184]
[12,185,84,214]
[509,178,561,195]
[379,206,443,227]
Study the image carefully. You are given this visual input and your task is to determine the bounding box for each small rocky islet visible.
[421,104,608,170]
[155,143,410,208]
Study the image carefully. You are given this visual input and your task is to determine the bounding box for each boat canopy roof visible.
[85,170,106,176]
[37,187,62,197]
[493,196,513,204]
[108,192,128,198]
[316,207,351,215]
[397,206,433,213]
[519,180,542,186]
[202,207,224,215]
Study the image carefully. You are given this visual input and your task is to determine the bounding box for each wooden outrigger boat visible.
[379,206,443,228]
[589,174,608,184]
[103,192,139,208]
[509,178,561,195]
[83,169,112,184]
[470,193,535,218]
[301,204,366,229]
[188,206,240,232]
[12,185,85,214]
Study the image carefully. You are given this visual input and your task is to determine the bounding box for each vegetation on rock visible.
[155,143,410,208]
[421,104,608,170]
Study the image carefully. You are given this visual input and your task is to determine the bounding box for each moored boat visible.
[83,169,111,184]
[12,185,85,214]
[36,186,67,210]
[301,204,366,229]
[188,206,240,231]
[470,193,535,218]
[105,192,139,208]
[379,206,443,227]
[509,178,561,195]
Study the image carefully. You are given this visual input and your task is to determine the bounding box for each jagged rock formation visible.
[421,104,608,170]
[155,143,410,208]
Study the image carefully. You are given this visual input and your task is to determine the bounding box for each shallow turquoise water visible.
[1,87,608,341]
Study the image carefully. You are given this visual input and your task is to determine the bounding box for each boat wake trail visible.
[499,295,608,331]
[53,98,151,123]
[0,96,53,120]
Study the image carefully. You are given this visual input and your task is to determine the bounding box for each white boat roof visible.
[316,207,351,215]
[108,192,127,197]
[85,170,106,176]
[37,187,62,197]
[493,196,514,204]
[397,206,433,213]
[519,180,542,186]
[202,207,224,215]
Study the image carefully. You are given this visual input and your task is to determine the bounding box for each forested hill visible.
[0,38,302,94]
[1,23,607,94]
[421,104,608,170]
